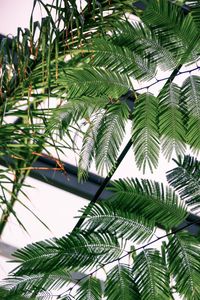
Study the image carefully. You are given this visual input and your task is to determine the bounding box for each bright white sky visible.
[0,1,199,299]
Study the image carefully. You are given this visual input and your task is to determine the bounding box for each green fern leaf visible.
[105,264,140,300]
[167,231,200,299]
[132,93,159,172]
[142,0,199,61]
[89,37,156,80]
[4,270,69,298]
[76,277,102,300]
[159,82,186,160]
[181,75,200,153]
[58,67,130,100]
[11,231,122,276]
[78,109,105,180]
[167,155,200,211]
[95,102,129,174]
[107,178,188,230]
[133,249,171,300]
[81,203,155,243]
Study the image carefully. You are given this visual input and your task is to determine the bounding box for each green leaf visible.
[142,0,199,62]
[95,102,129,174]
[81,203,155,243]
[76,277,102,300]
[105,264,140,300]
[132,93,159,172]
[107,178,188,230]
[89,37,156,80]
[58,67,131,100]
[12,230,122,276]
[78,109,105,180]
[133,249,171,300]
[167,155,200,211]
[167,231,200,299]
[159,82,186,160]
[181,75,200,153]
[4,270,70,298]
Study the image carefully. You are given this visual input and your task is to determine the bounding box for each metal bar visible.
[1,154,199,235]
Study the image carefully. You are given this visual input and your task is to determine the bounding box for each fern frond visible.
[159,82,186,160]
[76,277,102,300]
[88,37,156,80]
[167,231,200,299]
[78,109,105,180]
[11,230,122,276]
[105,264,140,300]
[95,102,129,174]
[81,203,155,243]
[167,155,200,211]
[4,270,69,298]
[107,178,188,230]
[132,93,159,172]
[57,67,131,100]
[112,20,177,71]
[181,75,200,153]
[133,249,171,300]
[142,0,199,62]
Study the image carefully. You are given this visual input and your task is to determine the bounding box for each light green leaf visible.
[105,264,140,300]
[133,249,171,300]
[167,231,200,299]
[132,93,159,172]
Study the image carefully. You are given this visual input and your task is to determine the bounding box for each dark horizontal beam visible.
[0,155,200,235]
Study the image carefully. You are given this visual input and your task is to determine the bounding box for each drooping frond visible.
[159,82,186,160]
[111,19,177,71]
[167,155,200,211]
[87,37,156,81]
[141,0,199,63]
[133,249,171,300]
[56,66,131,100]
[181,75,200,153]
[95,102,129,174]
[81,202,155,243]
[167,231,200,299]
[105,264,140,300]
[132,92,160,172]
[78,109,105,179]
[107,178,188,229]
[76,277,102,300]
[11,230,122,276]
[3,270,70,299]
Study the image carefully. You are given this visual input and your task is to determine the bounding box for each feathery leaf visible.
[132,93,159,172]
[167,155,200,211]
[105,264,140,300]
[167,231,200,299]
[133,249,171,300]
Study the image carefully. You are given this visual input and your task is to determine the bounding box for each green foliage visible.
[181,75,200,152]
[3,271,70,299]
[1,0,200,299]
[133,249,171,300]
[132,93,160,172]
[159,82,186,160]
[105,264,140,300]
[107,178,188,229]
[167,231,200,299]
[81,202,155,243]
[167,155,200,211]
[12,230,122,276]
[76,277,102,300]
